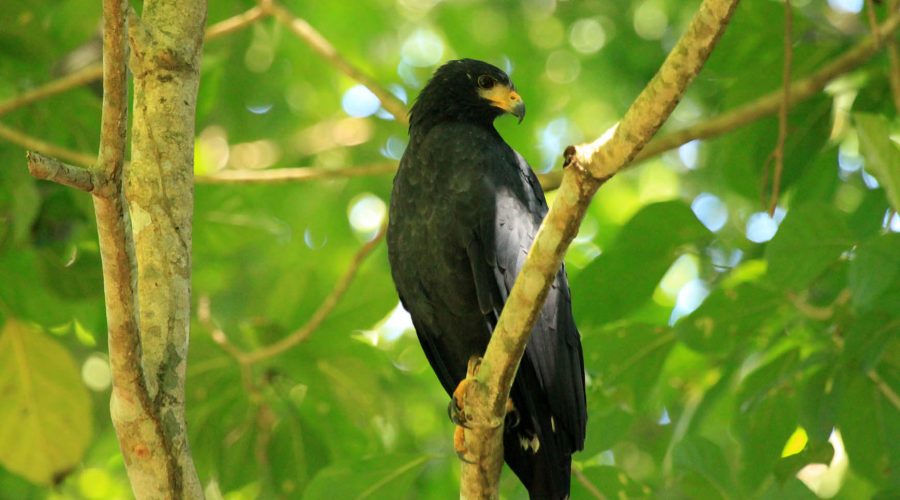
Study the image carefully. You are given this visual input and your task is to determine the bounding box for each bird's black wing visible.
[389,121,585,497]
[480,149,586,450]
[434,123,585,451]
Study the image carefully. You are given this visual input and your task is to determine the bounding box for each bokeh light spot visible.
[670,279,710,325]
[348,193,387,239]
[569,18,607,54]
[691,193,728,232]
[82,354,111,392]
[828,0,863,13]
[545,50,581,84]
[342,85,381,118]
[401,29,444,67]
[746,211,780,243]
[678,140,700,169]
[634,1,669,40]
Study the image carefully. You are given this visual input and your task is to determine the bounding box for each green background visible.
[1,0,898,498]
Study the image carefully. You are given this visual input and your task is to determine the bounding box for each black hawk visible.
[387,59,586,499]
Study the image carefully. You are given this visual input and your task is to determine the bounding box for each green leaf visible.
[799,365,840,443]
[720,96,833,201]
[758,478,820,500]
[765,203,854,289]
[672,436,737,499]
[850,233,900,310]
[581,394,635,455]
[773,440,834,483]
[582,323,675,411]
[837,369,900,487]
[0,318,92,484]
[676,283,782,354]
[841,312,900,372]
[573,201,712,326]
[735,350,801,490]
[855,113,900,212]
[569,465,649,499]
[303,454,432,499]
[791,146,840,206]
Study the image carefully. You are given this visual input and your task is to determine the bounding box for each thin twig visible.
[539,8,900,190]
[242,225,386,364]
[867,369,900,411]
[888,0,900,111]
[90,0,192,496]
[573,468,607,500]
[768,0,793,215]
[0,6,265,121]
[9,9,900,193]
[26,151,96,192]
[264,1,409,124]
[0,123,95,167]
[640,8,900,162]
[196,162,398,184]
[210,225,387,365]
[0,65,104,118]
[97,4,129,191]
[866,0,882,49]
[205,5,269,41]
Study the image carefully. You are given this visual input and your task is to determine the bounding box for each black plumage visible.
[386,59,586,499]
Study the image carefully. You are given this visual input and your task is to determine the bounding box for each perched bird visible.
[387,59,586,499]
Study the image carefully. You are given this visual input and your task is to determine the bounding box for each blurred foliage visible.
[1,0,899,498]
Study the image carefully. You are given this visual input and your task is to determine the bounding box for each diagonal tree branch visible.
[457,1,741,497]
[0,5,264,121]
[263,1,409,124]
[0,123,96,167]
[868,368,900,411]
[211,224,386,365]
[205,4,268,40]
[9,8,899,194]
[538,8,900,190]
[0,65,104,118]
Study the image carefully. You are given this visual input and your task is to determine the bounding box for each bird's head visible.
[409,59,526,134]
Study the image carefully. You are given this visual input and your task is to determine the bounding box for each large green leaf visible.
[676,282,782,354]
[0,318,92,484]
[734,350,800,490]
[303,454,432,499]
[855,113,900,212]
[837,368,900,487]
[672,436,737,499]
[849,233,900,310]
[573,201,711,327]
[569,465,649,499]
[715,95,833,201]
[582,323,675,411]
[765,203,854,290]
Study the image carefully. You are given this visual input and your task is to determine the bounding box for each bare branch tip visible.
[26,151,96,192]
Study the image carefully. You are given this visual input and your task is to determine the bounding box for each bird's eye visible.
[477,75,496,89]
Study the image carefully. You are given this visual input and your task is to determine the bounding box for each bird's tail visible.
[503,421,573,500]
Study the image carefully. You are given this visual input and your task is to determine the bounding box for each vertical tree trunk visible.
[122,0,207,497]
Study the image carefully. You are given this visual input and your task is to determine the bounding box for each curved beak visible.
[510,94,526,124]
[479,85,527,123]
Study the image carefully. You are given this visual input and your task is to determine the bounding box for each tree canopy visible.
[0,0,898,498]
